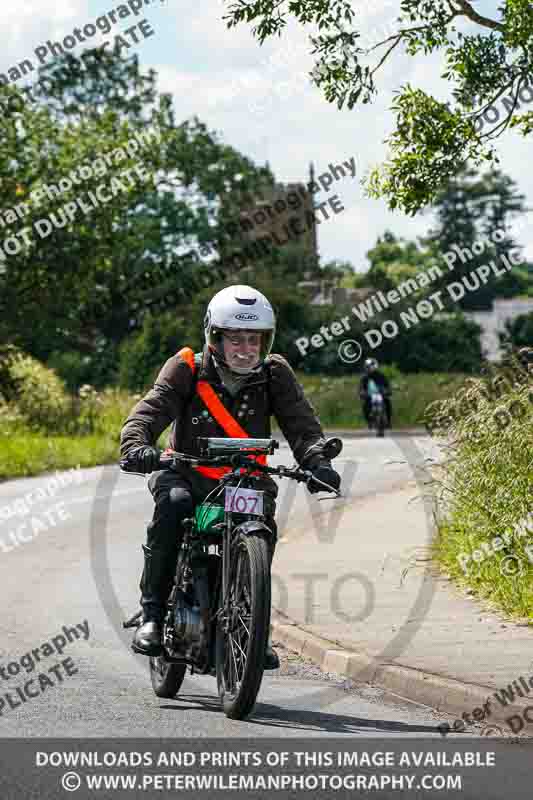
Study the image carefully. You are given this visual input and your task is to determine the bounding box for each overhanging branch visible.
[454,0,504,32]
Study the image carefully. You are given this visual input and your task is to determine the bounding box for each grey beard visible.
[213,356,261,397]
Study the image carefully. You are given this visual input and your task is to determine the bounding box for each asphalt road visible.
[0,434,457,738]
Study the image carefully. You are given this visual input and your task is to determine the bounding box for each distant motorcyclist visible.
[359,358,392,428]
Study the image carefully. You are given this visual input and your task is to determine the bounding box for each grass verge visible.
[428,358,533,620]
[0,433,119,481]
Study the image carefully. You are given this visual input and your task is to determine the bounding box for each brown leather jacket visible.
[120,347,328,479]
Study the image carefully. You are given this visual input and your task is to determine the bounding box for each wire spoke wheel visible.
[216,531,270,720]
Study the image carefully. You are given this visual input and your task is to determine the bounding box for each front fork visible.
[220,511,234,635]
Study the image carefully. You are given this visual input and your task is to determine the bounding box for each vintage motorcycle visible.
[120,436,342,720]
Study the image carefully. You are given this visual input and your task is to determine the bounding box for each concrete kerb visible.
[271,616,533,730]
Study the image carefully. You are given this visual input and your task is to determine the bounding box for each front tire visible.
[216,531,270,720]
[149,656,187,698]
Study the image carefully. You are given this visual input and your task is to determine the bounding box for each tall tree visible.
[424,167,530,309]
[366,231,431,292]
[224,0,533,214]
[0,49,271,361]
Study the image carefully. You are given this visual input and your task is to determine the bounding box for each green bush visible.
[0,395,25,435]
[0,345,72,433]
[74,385,140,439]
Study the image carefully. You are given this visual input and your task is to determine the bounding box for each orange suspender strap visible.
[176,347,266,478]
[177,347,227,477]
[196,381,249,438]
[177,346,196,373]
[195,381,267,477]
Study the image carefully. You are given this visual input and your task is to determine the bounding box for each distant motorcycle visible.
[120,436,342,720]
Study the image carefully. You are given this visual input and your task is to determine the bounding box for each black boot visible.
[132,544,175,657]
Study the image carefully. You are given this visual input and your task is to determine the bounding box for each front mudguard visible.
[233,519,276,555]
[234,519,274,536]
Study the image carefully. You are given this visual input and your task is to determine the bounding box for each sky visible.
[2,0,533,273]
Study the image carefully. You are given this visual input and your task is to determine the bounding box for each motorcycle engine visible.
[174,592,202,658]
[168,556,214,668]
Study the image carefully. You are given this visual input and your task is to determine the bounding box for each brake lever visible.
[119,459,147,477]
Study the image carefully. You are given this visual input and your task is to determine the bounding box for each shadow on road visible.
[159,692,441,735]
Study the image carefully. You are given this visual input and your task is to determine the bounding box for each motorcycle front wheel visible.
[215,531,270,720]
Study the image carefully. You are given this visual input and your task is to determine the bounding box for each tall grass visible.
[428,356,533,619]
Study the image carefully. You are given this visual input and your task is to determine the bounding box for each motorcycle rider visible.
[120,285,341,670]
[359,358,392,428]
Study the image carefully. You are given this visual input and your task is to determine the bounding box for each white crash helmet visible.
[204,285,276,374]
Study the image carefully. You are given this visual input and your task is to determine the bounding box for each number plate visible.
[224,487,264,515]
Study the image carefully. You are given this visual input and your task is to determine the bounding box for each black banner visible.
[0,738,532,799]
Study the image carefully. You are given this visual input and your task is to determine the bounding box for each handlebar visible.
[119,439,342,496]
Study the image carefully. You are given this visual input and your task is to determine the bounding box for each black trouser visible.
[140,468,278,621]
[362,396,392,426]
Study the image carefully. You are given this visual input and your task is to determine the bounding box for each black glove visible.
[129,445,160,474]
[308,461,341,494]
